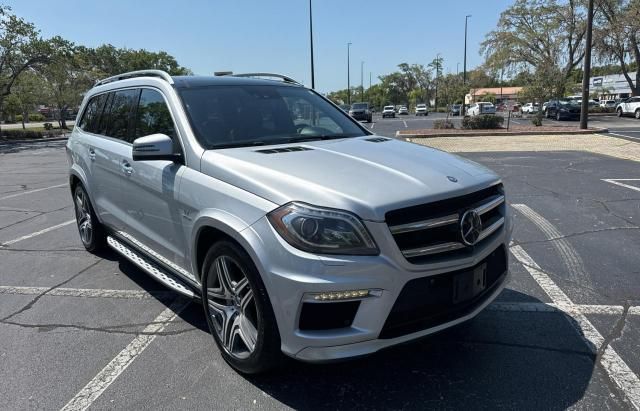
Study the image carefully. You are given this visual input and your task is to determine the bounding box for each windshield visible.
[351,103,368,110]
[384,106,394,110]
[559,99,580,106]
[417,104,426,108]
[179,85,366,149]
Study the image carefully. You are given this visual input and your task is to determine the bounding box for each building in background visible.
[466,87,523,105]
[588,74,635,100]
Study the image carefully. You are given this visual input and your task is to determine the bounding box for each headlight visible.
[267,202,379,255]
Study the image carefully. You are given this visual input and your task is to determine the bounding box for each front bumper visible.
[350,112,369,120]
[244,211,513,362]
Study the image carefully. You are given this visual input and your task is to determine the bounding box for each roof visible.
[469,87,523,96]
[172,75,302,89]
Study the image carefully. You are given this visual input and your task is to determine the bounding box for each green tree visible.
[481,0,587,96]
[479,92,497,104]
[594,0,640,96]
[0,6,56,129]
[6,69,45,128]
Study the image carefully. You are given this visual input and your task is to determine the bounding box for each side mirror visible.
[132,134,180,162]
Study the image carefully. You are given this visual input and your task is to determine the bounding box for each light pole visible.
[457,62,460,75]
[435,53,441,110]
[580,0,594,129]
[309,0,315,89]
[360,61,364,101]
[347,42,352,105]
[462,14,471,116]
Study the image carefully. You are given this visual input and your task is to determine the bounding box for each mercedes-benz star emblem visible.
[460,210,482,246]
[447,176,458,183]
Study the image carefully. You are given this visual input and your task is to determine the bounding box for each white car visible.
[382,105,396,118]
[616,96,640,119]
[522,103,539,114]
[468,102,496,116]
[600,100,616,109]
[414,103,428,116]
[397,106,409,115]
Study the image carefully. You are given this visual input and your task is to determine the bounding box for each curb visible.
[0,135,69,144]
[397,128,609,139]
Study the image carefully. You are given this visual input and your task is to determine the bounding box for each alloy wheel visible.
[206,255,258,360]
[74,188,93,246]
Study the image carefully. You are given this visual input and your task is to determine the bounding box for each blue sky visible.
[7,0,513,92]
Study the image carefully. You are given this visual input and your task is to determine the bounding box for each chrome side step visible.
[107,236,196,299]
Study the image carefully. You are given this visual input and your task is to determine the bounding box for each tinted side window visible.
[95,92,114,136]
[106,89,139,141]
[79,94,107,133]
[135,89,176,139]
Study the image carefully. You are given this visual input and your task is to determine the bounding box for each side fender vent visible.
[255,146,313,154]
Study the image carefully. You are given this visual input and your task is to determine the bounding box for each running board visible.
[107,236,196,299]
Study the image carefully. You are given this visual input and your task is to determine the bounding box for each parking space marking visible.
[0,219,75,246]
[512,204,591,287]
[403,120,408,128]
[511,244,640,409]
[0,285,176,300]
[602,179,640,193]
[0,183,67,201]
[607,132,640,141]
[60,298,189,411]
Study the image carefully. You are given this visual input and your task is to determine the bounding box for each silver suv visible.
[67,70,512,373]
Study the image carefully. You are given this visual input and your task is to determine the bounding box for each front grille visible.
[379,245,507,339]
[386,184,505,264]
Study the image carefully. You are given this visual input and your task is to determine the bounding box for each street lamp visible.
[361,61,365,101]
[457,62,460,75]
[347,42,352,105]
[309,0,315,89]
[462,14,471,116]
[435,53,441,110]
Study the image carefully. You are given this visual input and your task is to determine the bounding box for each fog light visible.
[312,289,380,301]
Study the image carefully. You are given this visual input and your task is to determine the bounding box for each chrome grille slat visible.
[477,217,505,242]
[402,242,466,258]
[474,195,504,215]
[389,213,459,234]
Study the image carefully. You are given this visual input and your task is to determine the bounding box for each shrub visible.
[0,128,67,140]
[29,113,45,121]
[461,115,504,130]
[15,114,22,122]
[589,106,615,113]
[530,116,543,126]
[433,120,455,129]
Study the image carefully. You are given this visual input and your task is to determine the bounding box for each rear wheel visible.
[556,112,562,121]
[635,109,640,119]
[617,108,623,117]
[73,184,106,252]
[201,241,282,374]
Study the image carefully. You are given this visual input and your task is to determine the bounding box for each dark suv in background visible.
[349,102,373,122]
[544,99,581,120]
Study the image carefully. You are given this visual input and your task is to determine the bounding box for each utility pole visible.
[361,61,364,101]
[435,53,441,110]
[309,0,315,89]
[462,14,471,116]
[580,0,594,129]
[347,42,352,105]
[369,72,372,89]
[457,62,460,75]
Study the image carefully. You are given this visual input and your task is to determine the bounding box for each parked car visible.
[339,104,351,112]
[349,102,373,122]
[599,100,616,109]
[521,103,539,114]
[468,102,496,116]
[449,104,461,116]
[414,103,429,116]
[616,96,640,119]
[66,70,512,373]
[382,105,396,118]
[545,99,581,120]
[397,106,409,115]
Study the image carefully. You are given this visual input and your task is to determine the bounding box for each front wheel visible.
[617,108,623,117]
[73,184,106,252]
[635,109,640,119]
[556,112,562,121]
[201,241,282,374]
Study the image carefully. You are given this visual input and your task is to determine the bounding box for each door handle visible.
[88,147,96,161]
[121,160,133,175]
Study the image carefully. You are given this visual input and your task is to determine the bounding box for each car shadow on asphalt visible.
[245,289,598,410]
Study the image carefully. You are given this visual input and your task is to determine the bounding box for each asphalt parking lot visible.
[366,112,640,141]
[1,137,640,409]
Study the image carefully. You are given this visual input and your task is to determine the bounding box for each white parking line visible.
[602,179,640,193]
[0,286,175,300]
[510,245,640,409]
[0,219,75,246]
[60,299,189,411]
[403,120,408,128]
[607,132,640,141]
[0,183,67,201]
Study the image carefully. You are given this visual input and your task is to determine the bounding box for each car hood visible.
[200,136,500,221]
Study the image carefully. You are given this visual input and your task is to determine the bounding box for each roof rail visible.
[217,72,302,86]
[95,70,174,87]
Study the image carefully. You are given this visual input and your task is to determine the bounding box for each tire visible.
[556,112,562,121]
[201,240,282,374]
[617,108,623,117]
[545,110,549,119]
[73,184,106,252]
[635,109,640,119]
